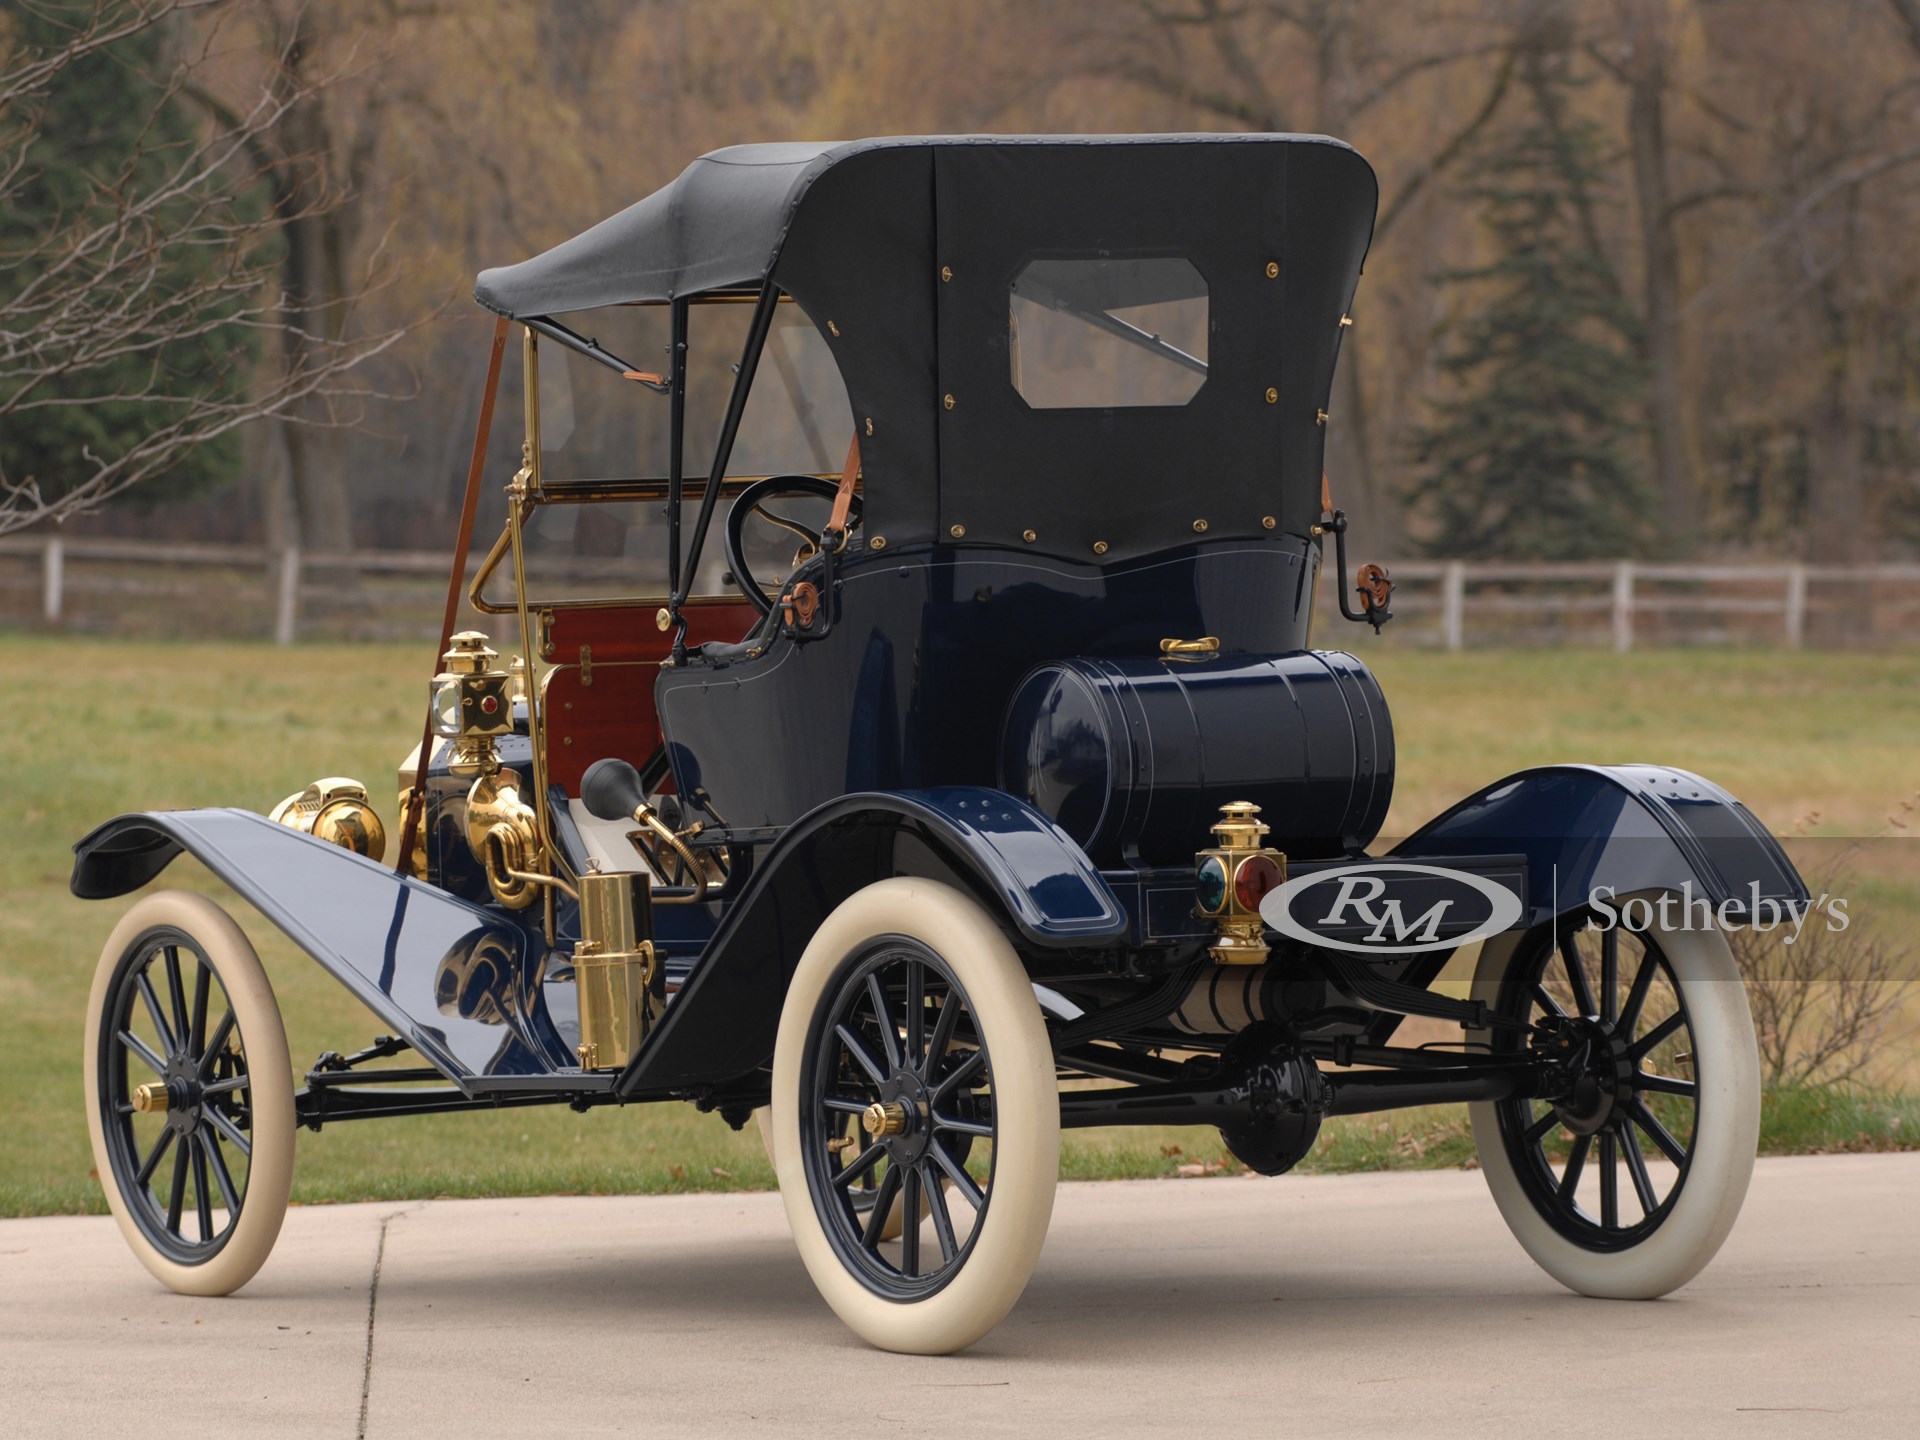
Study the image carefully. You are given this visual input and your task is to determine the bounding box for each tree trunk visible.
[256,423,299,552]
[1621,20,1698,545]
[1805,368,1866,569]
[270,7,356,558]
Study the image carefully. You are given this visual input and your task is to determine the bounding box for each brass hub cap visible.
[861,1101,908,1138]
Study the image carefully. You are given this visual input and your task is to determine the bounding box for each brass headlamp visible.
[269,778,387,862]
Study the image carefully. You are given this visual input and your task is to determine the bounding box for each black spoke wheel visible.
[1491,922,1700,1250]
[84,892,295,1296]
[1469,893,1759,1299]
[799,937,989,1300]
[772,879,1058,1354]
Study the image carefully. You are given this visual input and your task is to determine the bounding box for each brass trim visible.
[1265,387,1279,404]
[501,866,579,903]
[513,331,558,939]
[1265,260,1280,279]
[132,1082,169,1114]
[1159,636,1220,657]
[466,475,816,617]
[862,1101,908,1137]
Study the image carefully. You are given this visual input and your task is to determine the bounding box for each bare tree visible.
[1686,0,1920,569]
[1727,836,1914,1089]
[0,0,408,534]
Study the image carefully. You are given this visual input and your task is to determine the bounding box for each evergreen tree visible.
[0,4,255,512]
[1410,42,1651,560]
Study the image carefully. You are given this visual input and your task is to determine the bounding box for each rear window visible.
[1008,256,1209,410]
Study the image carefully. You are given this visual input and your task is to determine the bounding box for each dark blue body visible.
[656,539,1319,832]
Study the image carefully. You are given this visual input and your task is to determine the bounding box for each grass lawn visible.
[3,635,1915,1217]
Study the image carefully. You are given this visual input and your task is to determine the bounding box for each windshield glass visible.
[514,300,852,601]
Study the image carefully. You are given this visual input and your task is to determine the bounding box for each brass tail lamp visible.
[1195,802,1287,964]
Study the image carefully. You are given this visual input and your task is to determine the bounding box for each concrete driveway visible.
[2,1154,1914,1438]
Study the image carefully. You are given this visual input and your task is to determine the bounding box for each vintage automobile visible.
[73,134,1807,1355]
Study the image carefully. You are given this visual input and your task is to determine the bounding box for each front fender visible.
[1394,764,1808,925]
[72,809,580,1093]
[616,787,1125,1095]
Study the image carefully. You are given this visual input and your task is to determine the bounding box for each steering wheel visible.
[724,474,862,618]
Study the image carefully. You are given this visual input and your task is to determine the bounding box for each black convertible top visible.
[474,135,1380,560]
[474,134,1364,316]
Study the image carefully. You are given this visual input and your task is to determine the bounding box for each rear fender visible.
[1394,764,1808,926]
[72,809,580,1093]
[616,787,1126,1095]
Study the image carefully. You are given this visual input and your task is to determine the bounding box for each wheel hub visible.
[875,1070,933,1164]
[1546,1018,1637,1136]
[157,1056,204,1136]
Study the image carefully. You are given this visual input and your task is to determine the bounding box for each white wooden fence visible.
[1306,557,1920,650]
[3,534,1917,648]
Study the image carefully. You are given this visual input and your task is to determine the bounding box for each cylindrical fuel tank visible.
[999,650,1393,864]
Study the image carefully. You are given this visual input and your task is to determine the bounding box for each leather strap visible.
[396,316,511,874]
[827,433,860,541]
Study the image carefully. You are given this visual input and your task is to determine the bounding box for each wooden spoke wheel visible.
[84,892,295,1296]
[1470,895,1759,1299]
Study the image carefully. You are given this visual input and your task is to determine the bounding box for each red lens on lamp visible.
[1234,853,1283,911]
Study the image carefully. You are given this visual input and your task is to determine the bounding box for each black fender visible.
[616,786,1126,1095]
[1393,763,1808,926]
[71,809,583,1094]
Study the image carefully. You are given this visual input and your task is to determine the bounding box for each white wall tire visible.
[772,878,1059,1354]
[83,891,296,1297]
[1469,894,1759,1300]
